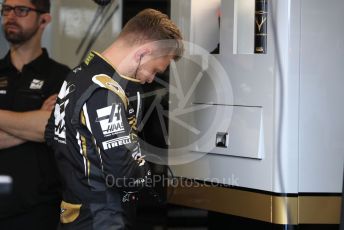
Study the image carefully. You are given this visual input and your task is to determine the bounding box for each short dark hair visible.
[4,0,51,13]
[119,8,184,60]
[30,0,50,13]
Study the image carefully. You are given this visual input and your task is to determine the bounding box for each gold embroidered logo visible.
[60,201,82,224]
[0,77,8,88]
[84,52,95,65]
[92,74,128,110]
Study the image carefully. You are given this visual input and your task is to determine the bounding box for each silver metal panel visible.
[299,0,344,192]
[190,105,264,159]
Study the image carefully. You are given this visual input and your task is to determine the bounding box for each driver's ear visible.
[135,49,150,62]
[39,14,51,28]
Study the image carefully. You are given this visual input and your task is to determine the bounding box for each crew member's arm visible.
[0,130,25,149]
[83,88,151,191]
[0,94,57,144]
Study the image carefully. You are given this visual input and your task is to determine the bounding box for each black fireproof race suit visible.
[45,51,152,230]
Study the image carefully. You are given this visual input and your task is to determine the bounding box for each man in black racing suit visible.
[45,9,183,230]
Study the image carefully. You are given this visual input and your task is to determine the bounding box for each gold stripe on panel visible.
[168,179,342,225]
[168,184,272,223]
[298,196,342,224]
[272,196,298,224]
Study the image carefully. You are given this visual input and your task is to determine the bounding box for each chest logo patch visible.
[0,77,8,88]
[30,79,44,90]
[96,103,125,137]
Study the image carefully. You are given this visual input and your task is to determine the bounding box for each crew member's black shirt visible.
[0,49,70,218]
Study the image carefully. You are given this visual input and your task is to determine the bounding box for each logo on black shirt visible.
[30,79,44,90]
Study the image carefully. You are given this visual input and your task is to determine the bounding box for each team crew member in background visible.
[0,0,70,229]
[45,8,183,230]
